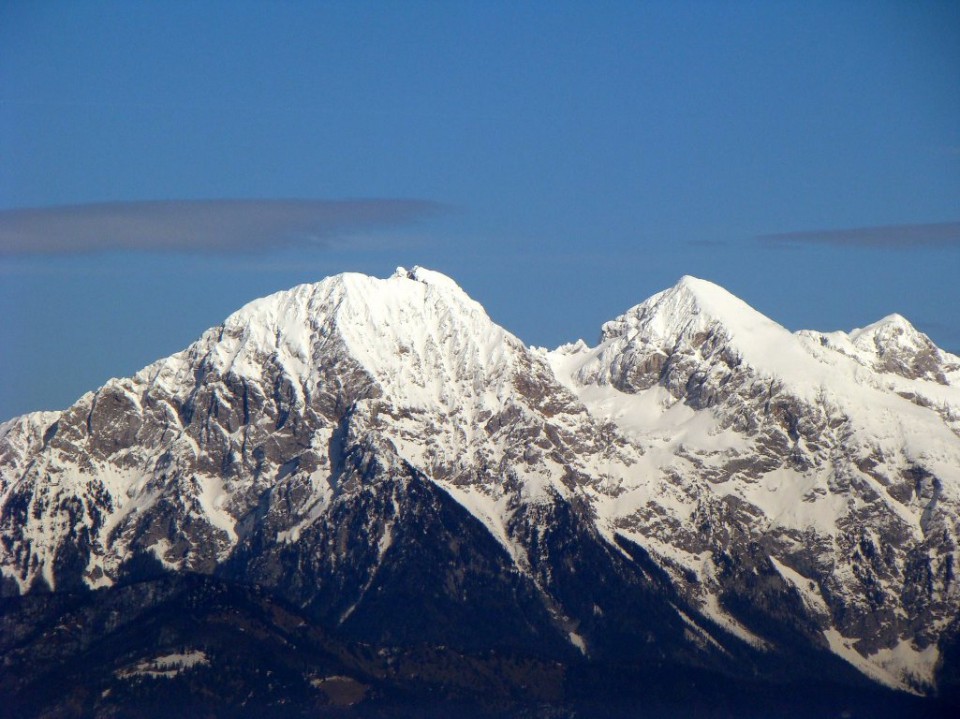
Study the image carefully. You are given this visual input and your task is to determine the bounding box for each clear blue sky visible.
[1,1,958,419]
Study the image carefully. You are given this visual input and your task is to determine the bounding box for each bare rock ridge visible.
[1,266,958,715]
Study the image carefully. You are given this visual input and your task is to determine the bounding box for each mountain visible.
[547,276,960,691]
[1,267,958,717]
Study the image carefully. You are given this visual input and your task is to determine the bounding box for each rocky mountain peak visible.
[598,275,786,350]
[2,269,959,710]
[132,267,521,416]
[799,314,959,386]
[564,275,807,400]
[390,264,466,292]
[849,314,954,382]
[850,313,931,359]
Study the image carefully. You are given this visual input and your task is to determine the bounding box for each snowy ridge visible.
[1,268,959,697]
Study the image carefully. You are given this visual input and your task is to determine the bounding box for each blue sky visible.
[1,1,958,419]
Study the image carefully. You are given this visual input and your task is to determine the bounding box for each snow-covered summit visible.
[599,275,786,348]
[849,314,954,380]
[851,312,915,341]
[797,313,959,386]
[390,264,466,292]
[563,275,814,395]
[138,267,516,413]
[221,265,483,338]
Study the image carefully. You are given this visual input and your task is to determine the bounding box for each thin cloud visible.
[758,222,960,249]
[0,199,445,256]
[686,239,727,248]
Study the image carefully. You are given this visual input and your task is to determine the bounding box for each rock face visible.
[1,267,958,714]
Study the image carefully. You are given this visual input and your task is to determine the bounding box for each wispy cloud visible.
[758,222,960,249]
[0,199,445,256]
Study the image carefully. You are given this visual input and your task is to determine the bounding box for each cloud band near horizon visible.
[0,199,445,256]
[758,221,960,249]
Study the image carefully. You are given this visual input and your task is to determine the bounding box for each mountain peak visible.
[673,273,727,295]
[599,275,788,354]
[847,312,940,362]
[391,265,463,292]
[562,276,858,403]
[142,267,515,415]
[845,313,953,382]
[215,267,478,348]
[850,313,923,346]
[225,266,467,326]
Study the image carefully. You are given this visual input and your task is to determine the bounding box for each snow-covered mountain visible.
[2,268,958,715]
[547,276,960,692]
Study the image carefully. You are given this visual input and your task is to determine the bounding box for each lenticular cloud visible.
[759,221,960,249]
[0,199,444,256]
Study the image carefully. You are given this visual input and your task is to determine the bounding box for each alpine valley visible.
[2,267,958,718]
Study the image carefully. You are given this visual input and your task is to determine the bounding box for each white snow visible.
[568,631,588,655]
[866,640,940,693]
[3,268,958,697]
[276,469,336,543]
[768,556,830,617]
[549,276,960,520]
[436,482,532,572]
[116,650,209,679]
[137,266,531,445]
[699,592,772,651]
[194,474,238,544]
[673,604,730,656]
